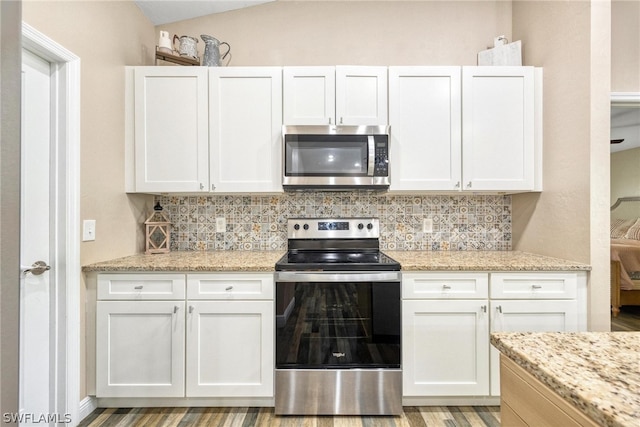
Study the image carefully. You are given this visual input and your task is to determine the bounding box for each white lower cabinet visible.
[96,300,186,398]
[403,299,489,396]
[95,272,274,400]
[185,300,273,397]
[402,271,586,400]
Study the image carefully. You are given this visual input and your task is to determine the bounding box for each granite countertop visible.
[83,250,590,272]
[385,250,591,271]
[82,250,285,272]
[491,332,640,427]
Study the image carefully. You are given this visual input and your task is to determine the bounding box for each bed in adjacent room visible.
[610,197,640,317]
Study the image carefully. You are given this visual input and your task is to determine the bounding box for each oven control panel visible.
[288,218,379,239]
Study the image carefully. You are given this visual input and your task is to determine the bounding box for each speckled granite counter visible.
[385,250,591,271]
[491,332,640,427]
[82,251,285,272]
[83,250,590,272]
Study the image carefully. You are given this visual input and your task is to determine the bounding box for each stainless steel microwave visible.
[282,125,390,190]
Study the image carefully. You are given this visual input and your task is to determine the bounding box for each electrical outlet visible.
[216,217,226,232]
[423,218,433,233]
[83,219,96,241]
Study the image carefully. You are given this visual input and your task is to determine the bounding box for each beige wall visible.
[162,1,513,66]
[612,0,640,92]
[511,0,611,331]
[23,0,156,400]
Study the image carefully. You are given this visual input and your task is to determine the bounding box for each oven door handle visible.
[275,271,401,282]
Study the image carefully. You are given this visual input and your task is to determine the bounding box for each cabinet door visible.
[403,299,489,396]
[96,301,185,397]
[388,67,462,191]
[133,67,209,192]
[185,300,274,397]
[209,67,283,192]
[336,66,388,126]
[462,66,535,191]
[283,66,336,125]
[489,299,578,396]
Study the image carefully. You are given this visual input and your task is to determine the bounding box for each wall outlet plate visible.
[83,219,96,241]
[423,218,433,233]
[216,217,226,232]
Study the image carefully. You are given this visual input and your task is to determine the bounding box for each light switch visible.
[83,219,96,241]
[423,218,433,233]
[216,217,226,233]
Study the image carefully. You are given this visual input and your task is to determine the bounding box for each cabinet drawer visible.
[402,272,488,299]
[490,273,577,299]
[97,274,186,300]
[187,273,274,300]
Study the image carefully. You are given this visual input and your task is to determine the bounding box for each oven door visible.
[275,272,401,369]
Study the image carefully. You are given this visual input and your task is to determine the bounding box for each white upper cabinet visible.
[462,67,536,191]
[282,67,336,125]
[388,66,541,193]
[130,67,209,193]
[283,66,388,126]
[388,67,462,191]
[209,67,283,193]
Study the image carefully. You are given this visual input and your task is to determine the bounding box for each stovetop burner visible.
[275,218,400,272]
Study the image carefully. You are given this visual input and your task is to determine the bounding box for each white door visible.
[335,66,388,126]
[282,66,336,125]
[20,49,53,424]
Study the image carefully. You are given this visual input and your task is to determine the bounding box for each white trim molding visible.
[22,22,82,426]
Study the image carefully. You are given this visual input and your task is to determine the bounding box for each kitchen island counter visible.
[491,332,640,427]
[82,250,285,272]
[385,250,591,271]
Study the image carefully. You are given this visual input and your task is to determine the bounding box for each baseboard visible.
[78,396,98,424]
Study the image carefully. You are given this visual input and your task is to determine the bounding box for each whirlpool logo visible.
[332,352,345,358]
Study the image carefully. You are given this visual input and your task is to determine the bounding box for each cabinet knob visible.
[189,305,194,314]
[481,305,487,313]
[496,305,503,314]
[328,117,332,125]
[340,117,344,125]
[532,285,542,289]
[134,285,143,290]
[225,286,233,291]
[442,284,451,290]
[200,183,204,190]
[455,182,460,189]
[466,182,472,189]
[173,305,179,314]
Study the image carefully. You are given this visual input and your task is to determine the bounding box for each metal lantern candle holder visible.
[145,202,171,254]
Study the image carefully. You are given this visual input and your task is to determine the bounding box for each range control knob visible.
[367,223,374,230]
[293,223,300,231]
[357,223,364,230]
[303,223,309,230]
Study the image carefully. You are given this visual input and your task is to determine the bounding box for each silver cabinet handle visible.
[225,286,233,291]
[466,182,472,189]
[455,182,460,189]
[189,305,194,314]
[21,261,51,276]
[173,306,179,314]
[481,305,487,313]
[200,183,204,190]
[340,117,344,124]
[496,305,502,314]
[328,117,332,125]
[134,285,143,290]
[211,184,216,191]
[532,285,542,289]
[442,284,451,290]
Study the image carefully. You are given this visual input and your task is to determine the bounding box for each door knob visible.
[21,261,51,276]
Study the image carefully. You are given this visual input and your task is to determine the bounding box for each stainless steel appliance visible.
[282,125,390,190]
[274,218,401,415]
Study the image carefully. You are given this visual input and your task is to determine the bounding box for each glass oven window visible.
[275,281,401,369]
[285,136,369,176]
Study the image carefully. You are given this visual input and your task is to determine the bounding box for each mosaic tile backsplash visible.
[155,193,512,252]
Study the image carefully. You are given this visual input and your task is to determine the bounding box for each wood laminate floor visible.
[611,305,640,331]
[78,406,501,427]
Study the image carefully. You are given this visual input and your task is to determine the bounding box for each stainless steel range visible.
[274,218,402,415]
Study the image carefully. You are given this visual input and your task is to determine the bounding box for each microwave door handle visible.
[367,136,375,176]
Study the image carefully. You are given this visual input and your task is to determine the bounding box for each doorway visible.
[20,23,81,424]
